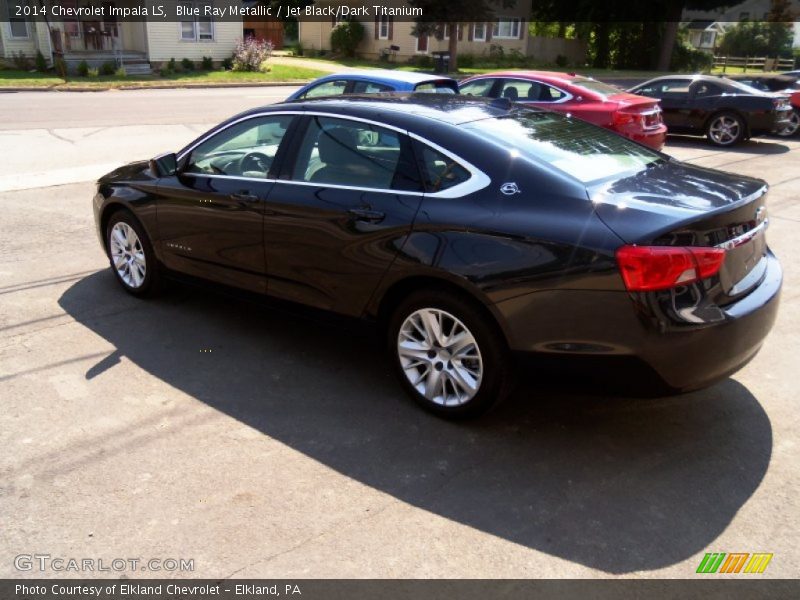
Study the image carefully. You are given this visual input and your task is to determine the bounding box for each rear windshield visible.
[569,77,625,97]
[463,111,662,184]
[414,81,459,94]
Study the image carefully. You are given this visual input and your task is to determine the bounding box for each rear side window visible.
[300,80,348,99]
[413,140,471,193]
[635,79,690,98]
[351,81,394,94]
[501,79,567,102]
[460,78,496,97]
[291,116,421,191]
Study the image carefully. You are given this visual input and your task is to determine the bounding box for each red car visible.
[459,71,667,150]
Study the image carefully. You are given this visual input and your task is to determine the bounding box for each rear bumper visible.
[616,124,667,151]
[494,251,781,391]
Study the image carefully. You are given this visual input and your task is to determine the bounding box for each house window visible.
[473,23,486,41]
[443,24,450,39]
[378,15,390,39]
[701,31,715,47]
[493,18,521,39]
[9,16,30,39]
[180,2,214,42]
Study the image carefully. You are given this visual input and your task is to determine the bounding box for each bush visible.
[181,57,195,71]
[159,66,172,77]
[168,57,179,72]
[11,51,31,70]
[232,37,273,71]
[221,56,233,70]
[76,60,89,77]
[409,54,434,69]
[330,20,365,57]
[115,66,126,77]
[87,67,99,78]
[201,56,213,70]
[670,42,713,72]
[35,50,48,73]
[555,54,569,67]
[100,61,116,76]
[258,60,272,73]
[458,53,475,68]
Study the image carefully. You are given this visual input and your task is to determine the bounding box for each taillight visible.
[614,106,662,129]
[616,245,726,292]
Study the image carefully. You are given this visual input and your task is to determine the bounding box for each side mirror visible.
[150,152,178,177]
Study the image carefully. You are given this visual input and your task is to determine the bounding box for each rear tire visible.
[106,210,161,297]
[776,109,800,137]
[388,289,512,419]
[706,112,745,147]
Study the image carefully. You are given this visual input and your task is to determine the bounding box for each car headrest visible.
[502,87,519,101]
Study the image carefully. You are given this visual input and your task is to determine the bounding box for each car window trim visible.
[176,110,491,199]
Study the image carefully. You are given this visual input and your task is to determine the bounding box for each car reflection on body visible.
[93,95,781,418]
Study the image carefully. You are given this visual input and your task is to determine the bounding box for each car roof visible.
[305,69,455,86]
[235,94,518,128]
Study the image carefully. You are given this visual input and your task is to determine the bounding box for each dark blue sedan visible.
[286,69,459,100]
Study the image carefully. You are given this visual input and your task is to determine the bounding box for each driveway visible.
[0,88,798,578]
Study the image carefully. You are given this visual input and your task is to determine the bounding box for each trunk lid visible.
[609,94,663,129]
[591,160,769,303]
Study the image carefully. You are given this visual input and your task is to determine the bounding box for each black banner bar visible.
[2,579,799,600]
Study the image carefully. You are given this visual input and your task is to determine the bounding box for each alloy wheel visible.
[109,222,146,288]
[397,308,483,406]
[777,111,800,137]
[709,115,741,145]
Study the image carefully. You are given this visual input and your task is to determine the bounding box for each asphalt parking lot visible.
[0,87,798,579]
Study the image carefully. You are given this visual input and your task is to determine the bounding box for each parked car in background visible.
[93,95,781,418]
[287,70,459,100]
[781,70,800,78]
[629,75,793,146]
[459,71,667,150]
[722,74,800,137]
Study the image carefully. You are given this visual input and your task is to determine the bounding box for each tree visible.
[408,1,516,72]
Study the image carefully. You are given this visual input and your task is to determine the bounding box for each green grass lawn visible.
[0,64,327,89]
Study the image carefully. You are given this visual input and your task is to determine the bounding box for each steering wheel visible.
[240,152,272,176]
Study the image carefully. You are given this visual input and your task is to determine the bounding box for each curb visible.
[0,81,310,93]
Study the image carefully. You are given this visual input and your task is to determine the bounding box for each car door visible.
[633,79,692,129]
[686,80,724,130]
[262,114,424,315]
[156,114,296,292]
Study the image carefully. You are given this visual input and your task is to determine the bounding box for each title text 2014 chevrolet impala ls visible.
[93,95,781,418]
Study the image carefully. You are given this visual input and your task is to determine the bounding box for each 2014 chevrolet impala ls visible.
[93,95,781,418]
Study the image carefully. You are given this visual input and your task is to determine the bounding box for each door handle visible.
[348,208,385,223]
[230,191,259,203]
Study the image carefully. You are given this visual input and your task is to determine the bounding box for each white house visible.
[0,0,245,74]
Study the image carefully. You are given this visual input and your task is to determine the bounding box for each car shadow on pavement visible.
[666,135,792,154]
[59,272,773,575]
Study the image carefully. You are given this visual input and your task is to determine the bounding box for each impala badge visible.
[500,182,521,195]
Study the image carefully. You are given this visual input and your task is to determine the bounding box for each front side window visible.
[185,115,293,178]
[292,116,420,191]
[301,80,348,98]
[493,18,521,39]
[464,112,662,185]
[692,82,721,97]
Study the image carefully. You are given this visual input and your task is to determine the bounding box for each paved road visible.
[0,89,798,579]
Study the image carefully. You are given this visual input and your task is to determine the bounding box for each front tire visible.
[706,112,745,147]
[106,210,160,297]
[388,290,512,419]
